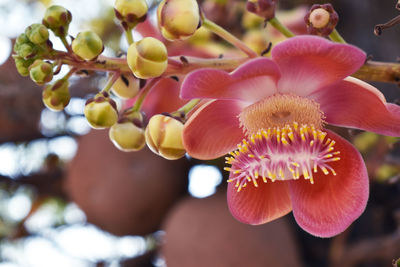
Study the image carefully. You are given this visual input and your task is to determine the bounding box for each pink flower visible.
[180,36,400,237]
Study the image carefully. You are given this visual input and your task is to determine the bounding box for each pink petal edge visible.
[272,35,366,96]
[310,77,400,137]
[183,100,246,160]
[180,58,280,102]
[289,130,369,237]
[227,180,292,225]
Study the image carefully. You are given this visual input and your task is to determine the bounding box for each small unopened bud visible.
[109,111,145,151]
[111,73,140,99]
[72,31,104,60]
[13,34,38,59]
[246,0,276,21]
[157,0,202,41]
[305,4,338,36]
[243,30,269,55]
[84,92,118,129]
[114,0,148,29]
[145,114,186,160]
[43,5,72,37]
[42,79,70,111]
[29,59,53,85]
[25,23,49,44]
[13,56,34,76]
[127,37,168,79]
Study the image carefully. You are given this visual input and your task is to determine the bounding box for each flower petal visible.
[180,58,280,102]
[183,99,245,160]
[310,77,400,137]
[227,180,292,225]
[271,36,366,96]
[289,130,369,237]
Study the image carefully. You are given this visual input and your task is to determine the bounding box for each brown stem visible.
[374,14,400,35]
[352,60,400,84]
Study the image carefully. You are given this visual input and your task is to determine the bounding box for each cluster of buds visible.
[157,0,202,41]
[84,92,119,129]
[42,79,70,111]
[304,4,338,36]
[114,0,148,29]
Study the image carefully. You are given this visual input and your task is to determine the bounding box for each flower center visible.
[239,94,325,135]
[225,123,340,192]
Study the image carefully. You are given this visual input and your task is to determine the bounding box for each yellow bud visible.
[145,114,186,160]
[114,0,148,29]
[243,30,268,55]
[187,26,212,45]
[109,121,146,152]
[42,79,70,111]
[157,0,201,41]
[242,11,264,30]
[84,93,118,129]
[127,37,168,79]
[72,31,104,60]
[111,73,140,99]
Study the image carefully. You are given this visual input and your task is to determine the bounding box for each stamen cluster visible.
[225,123,340,192]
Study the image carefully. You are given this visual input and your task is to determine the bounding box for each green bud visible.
[13,34,38,59]
[43,5,72,37]
[84,92,118,129]
[114,0,148,29]
[109,111,145,151]
[72,31,104,60]
[25,23,49,44]
[29,59,53,85]
[42,79,71,111]
[127,37,168,79]
[145,114,186,160]
[111,73,140,99]
[13,55,35,76]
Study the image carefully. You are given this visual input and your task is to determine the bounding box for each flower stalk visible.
[202,18,258,57]
[268,17,295,38]
[329,29,346,43]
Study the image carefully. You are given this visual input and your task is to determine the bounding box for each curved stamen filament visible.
[225,123,340,192]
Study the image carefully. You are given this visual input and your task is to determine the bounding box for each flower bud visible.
[246,0,276,21]
[127,37,168,79]
[13,34,38,59]
[25,23,49,44]
[304,4,338,36]
[145,114,186,160]
[111,73,140,99]
[243,30,269,55]
[42,5,72,37]
[72,31,104,60]
[109,111,145,151]
[114,0,148,29]
[242,11,264,30]
[157,0,202,41]
[13,55,34,76]
[42,79,71,111]
[29,59,53,85]
[84,92,118,129]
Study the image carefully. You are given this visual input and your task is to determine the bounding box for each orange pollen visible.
[224,123,340,192]
[239,94,325,135]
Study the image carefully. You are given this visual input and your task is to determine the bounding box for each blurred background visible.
[0,0,399,266]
